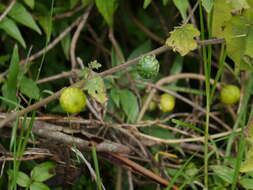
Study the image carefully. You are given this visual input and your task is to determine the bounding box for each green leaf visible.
[219,9,253,66]
[163,0,169,6]
[210,165,234,184]
[8,2,41,34]
[240,177,253,189]
[166,24,200,56]
[110,88,121,107]
[172,0,188,20]
[84,77,107,104]
[119,90,139,123]
[143,0,152,9]
[82,0,94,7]
[202,0,214,13]
[212,0,233,37]
[170,55,183,76]
[23,0,35,9]
[95,0,118,28]
[59,22,71,60]
[229,0,249,9]
[30,182,50,190]
[140,126,174,139]
[0,55,10,65]
[4,45,20,110]
[111,48,121,67]
[16,171,31,187]
[0,17,26,48]
[89,60,101,70]
[20,76,40,100]
[60,31,70,60]
[127,40,152,61]
[240,148,253,173]
[31,161,56,182]
[70,0,80,9]
[38,16,52,43]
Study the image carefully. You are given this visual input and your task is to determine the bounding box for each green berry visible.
[137,55,160,79]
[60,87,86,113]
[143,95,157,112]
[220,85,240,105]
[159,93,175,112]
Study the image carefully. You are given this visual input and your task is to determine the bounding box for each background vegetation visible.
[0,0,253,189]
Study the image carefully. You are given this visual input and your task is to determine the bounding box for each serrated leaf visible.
[8,2,41,34]
[219,9,253,66]
[38,16,52,43]
[0,17,26,48]
[84,77,107,104]
[166,24,200,56]
[31,161,56,182]
[89,60,101,69]
[20,76,40,100]
[23,0,35,9]
[120,90,139,123]
[210,165,234,184]
[30,182,50,190]
[143,0,152,9]
[202,0,213,13]
[95,0,118,28]
[172,0,188,20]
[212,0,233,37]
[4,45,20,110]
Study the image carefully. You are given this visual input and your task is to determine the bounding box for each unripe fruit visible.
[159,93,175,112]
[143,95,157,112]
[59,87,86,113]
[220,85,240,105]
[137,55,160,79]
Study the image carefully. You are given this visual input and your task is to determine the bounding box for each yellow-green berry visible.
[220,85,240,105]
[143,95,157,112]
[60,87,86,113]
[159,93,175,112]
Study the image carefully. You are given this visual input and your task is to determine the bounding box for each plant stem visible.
[199,2,212,188]
[91,144,102,190]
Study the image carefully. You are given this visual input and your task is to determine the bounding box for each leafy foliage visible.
[166,24,200,56]
[1,0,253,189]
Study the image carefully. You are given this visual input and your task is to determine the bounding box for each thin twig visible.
[0,0,16,22]
[19,6,91,65]
[135,128,241,144]
[70,5,92,69]
[53,5,83,20]
[37,70,80,84]
[0,41,225,128]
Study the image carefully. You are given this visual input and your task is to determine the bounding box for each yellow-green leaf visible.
[240,148,253,173]
[166,24,200,56]
[84,77,107,104]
